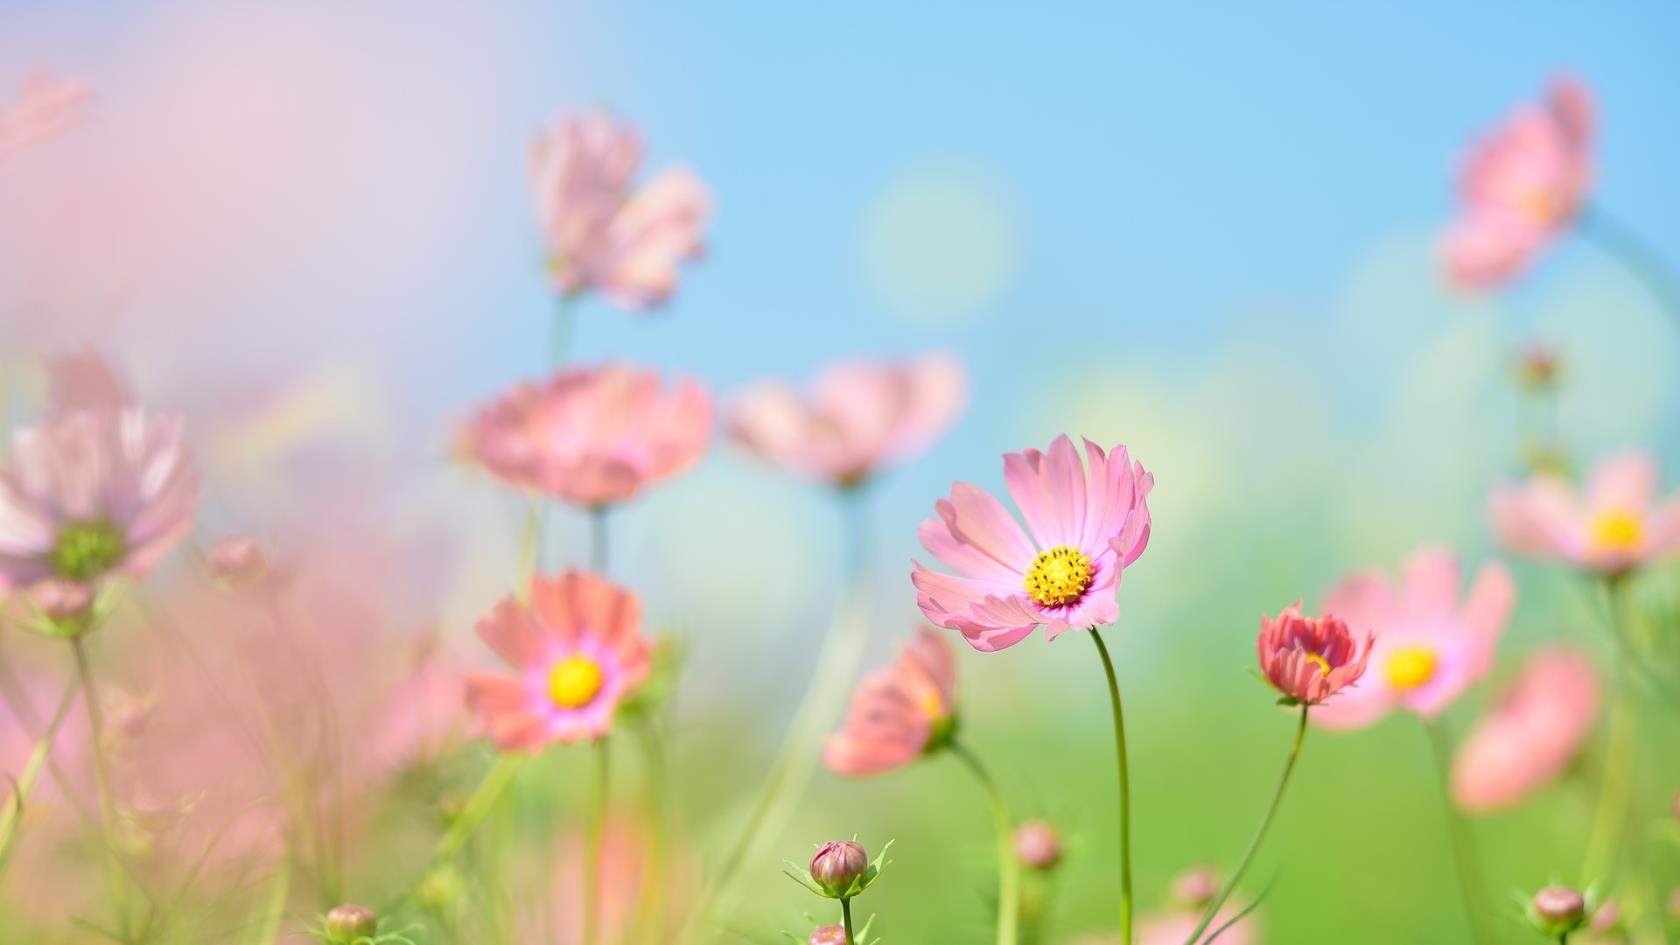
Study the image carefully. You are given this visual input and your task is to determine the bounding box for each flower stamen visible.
[49,520,126,581]
[547,655,605,709]
[1385,646,1439,691]
[1589,509,1643,554]
[1023,545,1092,608]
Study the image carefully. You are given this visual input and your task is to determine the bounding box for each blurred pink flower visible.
[808,925,847,945]
[729,352,966,487]
[465,571,651,751]
[1441,76,1594,288]
[1013,819,1062,870]
[0,72,89,161]
[912,436,1153,652]
[46,348,132,416]
[208,535,267,585]
[522,814,695,945]
[463,364,712,506]
[1313,548,1514,729]
[1255,602,1370,706]
[530,111,710,309]
[1070,906,1257,945]
[1452,647,1600,812]
[1491,451,1680,575]
[824,627,956,776]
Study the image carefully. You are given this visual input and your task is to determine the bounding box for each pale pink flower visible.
[808,925,847,945]
[0,72,89,161]
[1441,76,1594,288]
[465,570,651,751]
[1255,603,1370,706]
[1452,647,1600,812]
[1313,548,1515,729]
[729,353,966,487]
[46,348,131,416]
[824,627,957,776]
[530,111,710,309]
[913,436,1153,652]
[1491,451,1680,575]
[462,364,712,507]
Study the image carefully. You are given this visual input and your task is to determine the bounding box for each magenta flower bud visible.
[1527,886,1587,937]
[1172,866,1220,909]
[325,904,379,943]
[1013,820,1061,870]
[210,537,266,585]
[809,924,847,945]
[810,840,868,898]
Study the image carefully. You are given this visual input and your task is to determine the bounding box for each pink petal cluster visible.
[729,353,966,487]
[0,72,89,161]
[1452,647,1600,812]
[1491,451,1680,575]
[1313,548,1514,729]
[913,436,1153,652]
[531,111,710,309]
[824,627,957,776]
[462,364,712,506]
[1255,603,1371,706]
[465,570,652,751]
[1442,76,1594,288]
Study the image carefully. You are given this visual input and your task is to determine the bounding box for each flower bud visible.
[1590,900,1621,933]
[325,903,378,943]
[1671,789,1680,822]
[809,924,847,945]
[1013,820,1061,871]
[1515,344,1563,393]
[811,840,868,898]
[210,537,266,586]
[1527,886,1587,937]
[1172,866,1220,909]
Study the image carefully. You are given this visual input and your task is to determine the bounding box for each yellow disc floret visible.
[1304,652,1332,677]
[1590,509,1643,554]
[547,655,605,709]
[1024,545,1093,608]
[1384,645,1439,691]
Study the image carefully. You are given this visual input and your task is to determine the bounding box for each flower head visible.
[1013,820,1062,871]
[1442,76,1594,288]
[463,364,712,507]
[464,571,651,751]
[1256,603,1370,706]
[324,904,378,943]
[1528,886,1589,938]
[530,111,710,309]
[913,436,1152,652]
[1312,548,1514,729]
[730,353,965,487]
[1452,647,1600,812]
[824,627,956,776]
[0,72,89,161]
[810,840,868,896]
[1491,451,1680,575]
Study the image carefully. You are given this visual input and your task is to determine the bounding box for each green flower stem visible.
[636,720,670,945]
[248,858,291,945]
[71,637,132,942]
[841,897,857,945]
[0,676,80,873]
[1180,704,1309,944]
[1424,719,1496,945]
[416,755,519,894]
[950,741,1020,945]
[584,736,611,945]
[1578,205,1680,336]
[1088,629,1133,945]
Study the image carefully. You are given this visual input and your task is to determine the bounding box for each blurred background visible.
[3,2,1680,942]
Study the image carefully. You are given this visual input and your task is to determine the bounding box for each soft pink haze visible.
[1453,647,1601,812]
[0,72,89,162]
[1490,451,1680,575]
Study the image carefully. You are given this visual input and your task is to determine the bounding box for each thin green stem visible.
[390,754,519,913]
[72,637,132,943]
[636,721,669,945]
[590,505,609,574]
[1088,630,1133,945]
[0,676,80,873]
[1424,719,1495,945]
[248,859,291,945]
[841,898,856,945]
[584,736,611,945]
[1577,205,1680,336]
[950,741,1020,945]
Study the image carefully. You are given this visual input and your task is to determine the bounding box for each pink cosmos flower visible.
[462,364,712,506]
[1255,603,1371,706]
[465,570,651,751]
[1312,548,1515,729]
[1491,451,1680,575]
[1441,76,1594,288]
[824,627,957,776]
[729,353,966,487]
[808,925,847,945]
[1453,647,1600,812]
[0,72,89,161]
[912,436,1153,652]
[530,111,710,310]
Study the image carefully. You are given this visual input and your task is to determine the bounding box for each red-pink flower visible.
[1453,647,1600,812]
[824,627,957,776]
[462,364,712,506]
[1255,603,1370,706]
[913,436,1153,652]
[1441,76,1594,288]
[465,571,651,751]
[1491,451,1680,575]
[1313,548,1514,729]
[0,72,89,161]
[530,111,710,310]
[729,353,966,487]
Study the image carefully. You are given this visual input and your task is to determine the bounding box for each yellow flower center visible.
[1384,646,1439,691]
[547,655,605,709]
[1304,652,1332,677]
[918,690,945,720]
[1024,545,1093,608]
[1590,509,1643,554]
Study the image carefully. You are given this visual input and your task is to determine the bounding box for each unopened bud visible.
[1515,344,1563,392]
[809,924,846,945]
[210,537,266,586]
[811,840,868,898]
[1013,820,1061,870]
[325,903,378,943]
[1527,886,1587,937]
[1172,866,1220,909]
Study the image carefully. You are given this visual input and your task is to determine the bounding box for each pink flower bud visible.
[325,903,378,943]
[1013,820,1061,870]
[811,840,868,897]
[809,924,847,945]
[1172,866,1220,909]
[210,537,266,585]
[1528,886,1586,937]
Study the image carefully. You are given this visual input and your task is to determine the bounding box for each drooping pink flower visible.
[0,72,89,161]
[1255,603,1371,706]
[912,436,1153,652]
[465,571,651,751]
[1441,76,1594,288]
[729,353,966,487]
[824,627,957,776]
[1452,647,1600,812]
[462,364,712,506]
[1312,548,1514,729]
[530,111,710,310]
[1490,451,1680,575]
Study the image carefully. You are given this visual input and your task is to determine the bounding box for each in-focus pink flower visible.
[1313,548,1514,729]
[1452,647,1600,812]
[729,353,966,487]
[824,627,956,776]
[1255,603,1370,705]
[0,72,89,161]
[462,364,712,506]
[1491,451,1680,575]
[465,571,651,751]
[1441,76,1594,288]
[912,436,1153,652]
[530,111,710,310]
